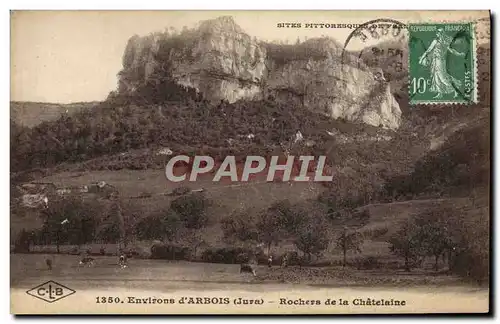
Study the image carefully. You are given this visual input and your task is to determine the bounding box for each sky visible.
[10,10,489,104]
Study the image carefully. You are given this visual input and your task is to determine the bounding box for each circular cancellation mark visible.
[340,19,409,97]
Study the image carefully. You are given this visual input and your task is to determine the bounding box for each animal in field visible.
[45,258,53,270]
[79,257,95,267]
[240,263,257,277]
[118,254,128,268]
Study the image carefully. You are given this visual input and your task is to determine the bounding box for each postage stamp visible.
[408,23,477,105]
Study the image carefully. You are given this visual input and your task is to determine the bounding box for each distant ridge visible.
[10,101,100,128]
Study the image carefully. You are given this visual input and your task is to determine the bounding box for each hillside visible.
[10,101,98,128]
[383,108,490,200]
[10,78,490,212]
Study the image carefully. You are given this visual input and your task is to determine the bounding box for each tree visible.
[414,209,454,271]
[293,215,330,262]
[80,213,98,246]
[170,192,209,229]
[13,229,34,253]
[336,227,364,268]
[178,228,207,259]
[388,220,424,271]
[109,198,126,249]
[162,210,182,242]
[442,205,489,283]
[255,204,290,255]
[135,209,181,242]
[289,202,330,261]
[221,209,258,243]
[271,200,304,234]
[40,197,101,251]
[318,191,369,226]
[97,222,121,244]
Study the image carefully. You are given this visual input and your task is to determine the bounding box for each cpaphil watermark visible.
[164,155,333,183]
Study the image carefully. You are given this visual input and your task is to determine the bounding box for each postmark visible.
[408,23,477,105]
[341,19,409,101]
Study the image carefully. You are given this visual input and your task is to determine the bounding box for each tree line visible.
[13,186,488,282]
[10,76,337,174]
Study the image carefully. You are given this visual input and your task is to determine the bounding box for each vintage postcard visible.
[10,10,491,315]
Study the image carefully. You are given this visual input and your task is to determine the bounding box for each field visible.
[11,167,483,267]
[10,253,489,314]
[15,168,477,242]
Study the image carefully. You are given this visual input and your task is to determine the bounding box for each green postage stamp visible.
[409,23,477,105]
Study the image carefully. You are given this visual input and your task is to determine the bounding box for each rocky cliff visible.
[117,16,402,129]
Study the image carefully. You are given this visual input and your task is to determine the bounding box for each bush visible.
[170,192,209,229]
[450,249,489,284]
[123,248,140,258]
[135,210,180,241]
[201,247,261,264]
[308,260,332,267]
[370,227,389,239]
[172,187,191,196]
[354,256,382,270]
[13,229,32,253]
[150,243,191,261]
[276,251,302,266]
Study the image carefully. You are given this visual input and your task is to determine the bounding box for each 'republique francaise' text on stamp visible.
[409,23,477,105]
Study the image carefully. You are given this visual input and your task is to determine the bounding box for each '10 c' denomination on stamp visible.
[409,23,477,105]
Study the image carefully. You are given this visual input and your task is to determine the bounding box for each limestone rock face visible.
[117,16,402,129]
[171,16,267,103]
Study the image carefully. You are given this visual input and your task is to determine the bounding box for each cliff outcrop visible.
[117,16,401,129]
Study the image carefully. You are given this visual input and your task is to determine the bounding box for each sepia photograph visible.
[9,10,491,315]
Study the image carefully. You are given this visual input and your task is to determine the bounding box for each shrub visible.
[135,210,181,241]
[354,256,382,270]
[450,249,489,284]
[277,251,301,266]
[172,187,191,196]
[308,260,332,267]
[150,243,191,261]
[201,247,261,264]
[13,229,32,253]
[170,192,209,229]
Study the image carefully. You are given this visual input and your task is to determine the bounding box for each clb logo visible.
[26,280,76,303]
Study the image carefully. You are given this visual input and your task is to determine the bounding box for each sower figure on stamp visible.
[418,28,466,99]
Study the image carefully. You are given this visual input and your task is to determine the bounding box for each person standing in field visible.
[46,258,53,270]
[281,254,288,268]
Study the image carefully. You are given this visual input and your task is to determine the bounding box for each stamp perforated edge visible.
[407,20,482,106]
